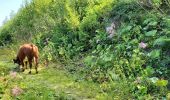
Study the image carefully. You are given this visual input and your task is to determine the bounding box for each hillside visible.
[0,0,170,99]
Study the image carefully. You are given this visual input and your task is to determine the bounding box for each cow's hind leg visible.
[25,61,28,69]
[28,58,33,74]
[35,57,38,74]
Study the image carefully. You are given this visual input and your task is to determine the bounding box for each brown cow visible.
[13,43,39,74]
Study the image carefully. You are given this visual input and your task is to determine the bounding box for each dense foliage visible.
[1,0,170,99]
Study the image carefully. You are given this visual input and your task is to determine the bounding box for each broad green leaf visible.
[163,17,170,27]
[154,37,170,46]
[143,18,152,25]
[145,66,154,76]
[149,49,160,59]
[59,48,65,55]
[156,80,168,87]
[145,30,157,36]
[137,85,147,94]
[121,25,132,34]
[148,21,157,26]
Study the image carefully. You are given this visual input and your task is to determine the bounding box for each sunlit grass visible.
[0,48,108,100]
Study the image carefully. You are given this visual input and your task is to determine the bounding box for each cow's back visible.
[32,45,39,58]
[18,44,33,58]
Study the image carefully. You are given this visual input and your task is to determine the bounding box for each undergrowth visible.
[1,0,170,99]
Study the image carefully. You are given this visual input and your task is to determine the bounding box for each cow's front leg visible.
[21,61,25,72]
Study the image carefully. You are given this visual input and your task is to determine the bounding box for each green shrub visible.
[0,0,170,99]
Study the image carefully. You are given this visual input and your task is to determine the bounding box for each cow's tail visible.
[30,44,36,63]
[30,44,34,53]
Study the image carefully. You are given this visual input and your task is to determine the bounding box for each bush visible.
[0,0,170,99]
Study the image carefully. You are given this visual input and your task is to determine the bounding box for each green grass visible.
[1,47,167,100]
[0,48,110,100]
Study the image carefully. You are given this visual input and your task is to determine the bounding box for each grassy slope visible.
[0,48,111,100]
[1,1,170,99]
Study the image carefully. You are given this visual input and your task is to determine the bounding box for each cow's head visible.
[13,57,20,65]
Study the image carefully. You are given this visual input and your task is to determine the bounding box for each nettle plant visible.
[84,7,169,97]
[141,15,170,78]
